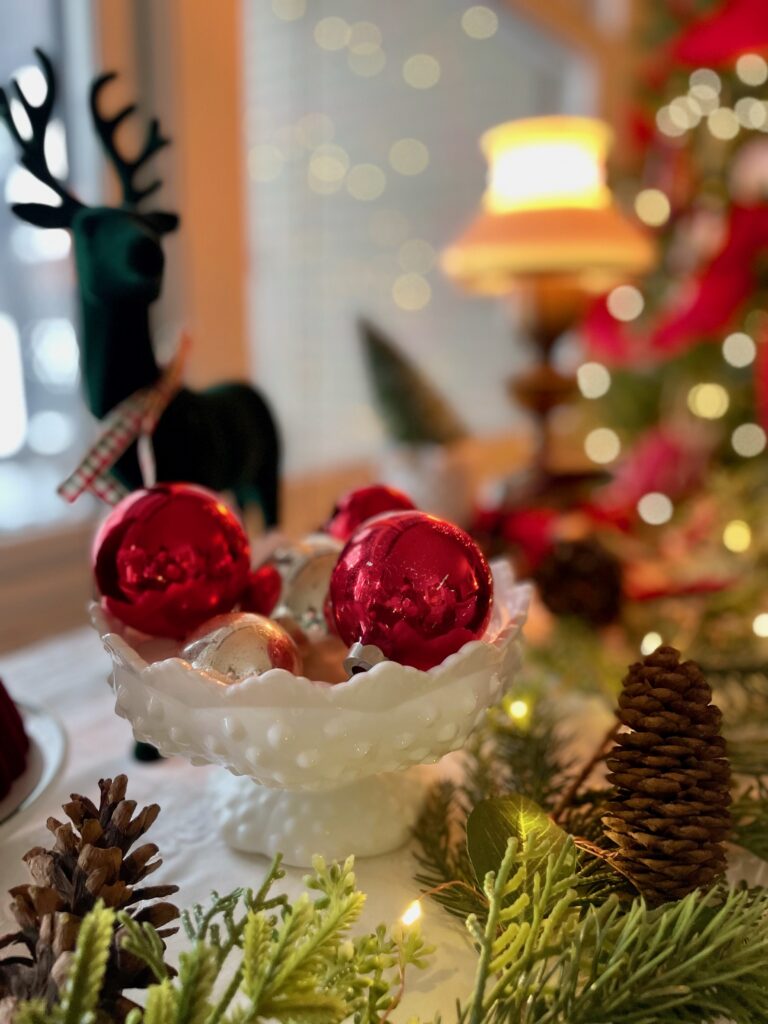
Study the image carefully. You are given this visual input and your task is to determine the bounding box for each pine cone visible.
[0,775,179,1020]
[602,646,732,905]
[534,538,623,626]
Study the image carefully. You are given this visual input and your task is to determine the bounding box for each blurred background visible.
[3,0,768,660]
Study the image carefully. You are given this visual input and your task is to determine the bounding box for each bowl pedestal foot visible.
[210,765,439,867]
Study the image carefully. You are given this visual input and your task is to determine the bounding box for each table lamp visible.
[442,116,655,486]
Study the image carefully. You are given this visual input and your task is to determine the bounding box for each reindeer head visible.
[0,49,178,304]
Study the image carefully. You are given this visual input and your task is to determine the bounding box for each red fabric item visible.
[584,204,768,366]
[672,0,768,66]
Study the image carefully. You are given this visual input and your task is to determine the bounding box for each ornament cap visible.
[343,641,388,676]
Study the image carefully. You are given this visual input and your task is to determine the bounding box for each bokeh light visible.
[722,332,756,367]
[271,0,306,20]
[346,163,386,200]
[689,68,721,93]
[607,285,644,322]
[637,492,673,525]
[389,138,430,175]
[753,613,768,637]
[584,427,620,464]
[348,21,382,54]
[634,188,671,227]
[577,362,611,399]
[314,16,351,50]
[732,422,767,457]
[687,382,729,419]
[641,632,662,655]
[461,6,498,39]
[723,519,751,553]
[27,410,75,455]
[393,273,431,311]
[707,107,739,140]
[736,53,768,87]
[402,54,441,89]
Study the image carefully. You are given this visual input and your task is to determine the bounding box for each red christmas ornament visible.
[326,484,416,541]
[240,563,282,616]
[93,483,250,639]
[329,511,493,671]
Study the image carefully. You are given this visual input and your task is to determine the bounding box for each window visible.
[0,2,98,534]
[243,0,595,473]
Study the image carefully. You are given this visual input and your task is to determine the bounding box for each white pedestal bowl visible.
[91,563,530,867]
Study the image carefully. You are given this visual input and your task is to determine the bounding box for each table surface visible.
[0,627,477,1019]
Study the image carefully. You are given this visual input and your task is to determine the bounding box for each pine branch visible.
[59,901,115,1024]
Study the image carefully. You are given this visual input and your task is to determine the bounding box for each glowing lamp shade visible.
[442,116,655,294]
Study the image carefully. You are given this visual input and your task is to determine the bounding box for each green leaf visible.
[466,795,567,889]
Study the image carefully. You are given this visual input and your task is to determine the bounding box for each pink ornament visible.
[329,511,493,671]
[92,483,250,639]
[326,484,416,541]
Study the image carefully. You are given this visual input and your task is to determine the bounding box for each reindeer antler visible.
[90,71,170,208]
[0,48,84,228]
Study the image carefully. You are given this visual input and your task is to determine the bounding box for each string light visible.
[687,382,729,419]
[308,144,349,192]
[401,900,422,925]
[607,285,644,322]
[314,16,351,50]
[669,96,701,130]
[722,332,756,367]
[389,138,430,175]
[688,84,719,114]
[640,632,662,655]
[723,520,751,552]
[506,699,529,720]
[584,427,621,464]
[634,188,671,227]
[656,106,686,138]
[707,108,739,140]
[753,613,768,637]
[346,163,386,201]
[637,492,673,525]
[272,0,305,19]
[736,53,768,87]
[689,68,721,93]
[461,6,498,39]
[734,97,767,129]
[402,54,441,89]
[577,361,611,398]
[392,273,431,310]
[348,21,382,54]
[732,422,767,457]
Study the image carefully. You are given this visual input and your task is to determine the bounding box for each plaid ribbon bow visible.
[58,334,190,506]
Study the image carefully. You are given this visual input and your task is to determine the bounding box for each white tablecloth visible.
[0,627,476,1018]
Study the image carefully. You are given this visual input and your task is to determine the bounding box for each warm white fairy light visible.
[346,163,386,201]
[577,362,611,399]
[462,5,498,39]
[723,332,756,367]
[637,492,673,525]
[687,382,729,419]
[736,53,768,87]
[707,108,739,140]
[402,54,441,89]
[585,427,621,465]
[732,422,767,457]
[688,84,719,115]
[723,520,752,553]
[401,900,422,926]
[634,188,671,227]
[753,613,768,637]
[507,699,529,720]
[656,106,686,138]
[640,632,662,655]
[392,273,431,311]
[348,21,382,55]
[670,96,700,130]
[314,16,351,50]
[690,68,721,93]
[607,285,644,322]
[735,97,767,129]
[389,138,430,176]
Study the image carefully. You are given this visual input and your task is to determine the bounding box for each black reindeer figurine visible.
[0,49,280,526]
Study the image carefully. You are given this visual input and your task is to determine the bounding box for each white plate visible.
[0,703,67,826]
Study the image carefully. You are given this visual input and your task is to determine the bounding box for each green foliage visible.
[23,855,431,1024]
[731,780,768,863]
[360,319,467,446]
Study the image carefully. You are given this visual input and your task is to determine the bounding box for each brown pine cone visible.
[0,775,178,1020]
[534,537,623,626]
[602,646,732,905]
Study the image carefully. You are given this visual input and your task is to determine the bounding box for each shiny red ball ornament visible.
[326,484,416,541]
[240,563,282,617]
[329,510,493,671]
[93,483,250,639]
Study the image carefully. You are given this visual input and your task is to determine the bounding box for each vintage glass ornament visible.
[272,534,344,633]
[92,483,250,639]
[182,612,301,682]
[326,484,415,541]
[329,510,493,671]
